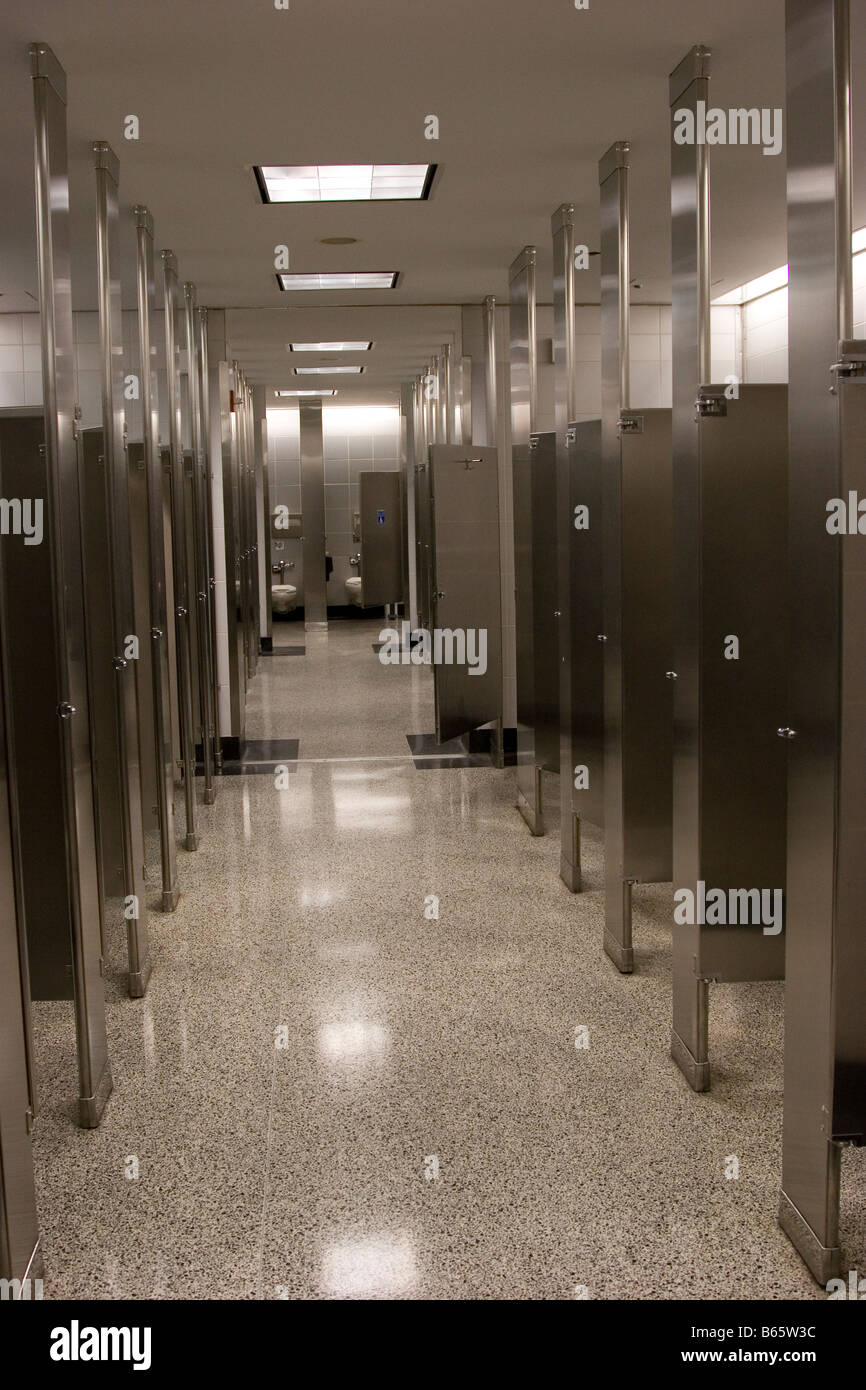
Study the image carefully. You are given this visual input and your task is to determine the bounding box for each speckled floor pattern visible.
[29,617,865,1299]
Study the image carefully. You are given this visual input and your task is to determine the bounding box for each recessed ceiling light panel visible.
[274,388,338,397]
[288,342,372,352]
[295,365,364,375]
[278,272,398,291]
[256,164,435,203]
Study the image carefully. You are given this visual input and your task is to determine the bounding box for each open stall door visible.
[429,445,501,744]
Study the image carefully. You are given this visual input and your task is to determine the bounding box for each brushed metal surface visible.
[530,431,559,772]
[161,252,198,850]
[510,248,542,832]
[80,428,127,902]
[92,143,150,992]
[360,471,403,607]
[299,399,328,627]
[429,445,501,744]
[563,421,604,850]
[135,207,179,909]
[219,361,244,740]
[29,42,111,1121]
[600,139,673,969]
[779,0,857,1279]
[0,580,39,1281]
[186,284,216,800]
[197,308,222,766]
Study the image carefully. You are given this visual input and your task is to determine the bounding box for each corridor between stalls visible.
[0,0,864,1347]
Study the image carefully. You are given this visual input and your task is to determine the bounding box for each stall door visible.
[429,445,501,743]
[359,471,403,607]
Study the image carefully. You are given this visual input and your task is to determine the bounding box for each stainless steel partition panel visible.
[401,382,419,631]
[80,427,129,904]
[529,431,559,772]
[92,142,150,996]
[135,207,179,910]
[254,387,273,651]
[669,44,787,1091]
[601,140,674,974]
[429,445,501,743]
[561,420,604,889]
[299,400,328,628]
[415,425,433,632]
[127,443,158,834]
[510,247,543,833]
[359,471,403,607]
[185,285,216,803]
[198,309,222,770]
[553,205,583,888]
[161,252,198,852]
[779,0,865,1283]
[29,45,111,1126]
[0,593,40,1285]
[219,362,244,742]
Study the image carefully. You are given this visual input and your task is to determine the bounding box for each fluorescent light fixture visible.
[713,227,866,306]
[274,388,337,398]
[294,365,364,375]
[256,164,435,203]
[278,272,398,291]
[288,341,373,352]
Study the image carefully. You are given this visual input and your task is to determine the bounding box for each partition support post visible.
[511,247,543,832]
[552,203,582,889]
[483,295,505,769]
[197,309,222,771]
[161,252,198,851]
[778,0,863,1284]
[93,141,151,994]
[669,46,713,1087]
[31,43,112,1121]
[135,208,179,910]
[184,285,216,803]
[599,142,634,970]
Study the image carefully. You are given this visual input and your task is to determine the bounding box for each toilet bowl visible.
[345,576,363,607]
[271,583,298,616]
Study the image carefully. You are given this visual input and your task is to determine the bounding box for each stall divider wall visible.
[198,308,223,771]
[299,398,328,628]
[161,251,198,852]
[510,247,544,834]
[186,284,217,800]
[779,0,866,1284]
[668,45,787,1094]
[91,142,150,994]
[29,43,110,1122]
[135,207,180,908]
[600,140,674,973]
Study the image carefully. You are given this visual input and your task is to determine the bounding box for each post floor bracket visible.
[778,1187,842,1285]
[516,764,544,836]
[77,1062,113,1129]
[671,1027,711,1092]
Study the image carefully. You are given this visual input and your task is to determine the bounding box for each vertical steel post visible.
[93,141,151,994]
[184,285,216,803]
[197,308,222,771]
[161,252,198,850]
[31,43,113,1122]
[599,141,634,970]
[779,0,865,1284]
[511,247,542,832]
[135,208,179,909]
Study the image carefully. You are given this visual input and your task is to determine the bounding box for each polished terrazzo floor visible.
[29,617,865,1299]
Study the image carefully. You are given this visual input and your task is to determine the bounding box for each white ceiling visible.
[1,0,864,404]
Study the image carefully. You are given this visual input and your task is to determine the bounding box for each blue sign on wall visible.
[377,509,386,525]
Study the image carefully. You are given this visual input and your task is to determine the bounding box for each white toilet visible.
[345,576,363,608]
[271,583,298,616]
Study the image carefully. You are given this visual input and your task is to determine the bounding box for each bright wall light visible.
[713,227,866,306]
[288,341,372,352]
[256,164,435,202]
[278,272,398,291]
